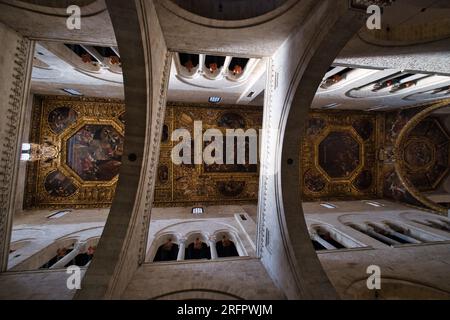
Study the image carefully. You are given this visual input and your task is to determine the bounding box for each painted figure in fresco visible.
[68,125,124,181]
[306,118,326,136]
[48,107,78,133]
[217,112,246,129]
[304,170,326,193]
[44,170,77,197]
[217,181,245,197]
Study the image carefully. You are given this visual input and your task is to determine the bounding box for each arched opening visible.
[153,238,179,262]
[215,234,239,258]
[185,235,211,260]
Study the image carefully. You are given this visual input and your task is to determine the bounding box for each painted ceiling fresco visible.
[402,118,449,192]
[153,103,262,207]
[24,96,125,209]
[25,95,449,211]
[301,110,380,201]
[381,103,450,214]
[25,97,262,209]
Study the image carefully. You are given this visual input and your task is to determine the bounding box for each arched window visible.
[309,224,366,251]
[411,218,450,233]
[153,238,179,262]
[40,244,75,269]
[310,225,346,250]
[185,236,211,260]
[215,234,239,258]
[64,238,99,267]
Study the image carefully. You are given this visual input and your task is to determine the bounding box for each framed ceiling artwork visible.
[24,95,125,209]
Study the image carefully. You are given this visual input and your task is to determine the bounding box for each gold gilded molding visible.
[394,99,450,215]
[24,95,125,209]
[301,110,380,201]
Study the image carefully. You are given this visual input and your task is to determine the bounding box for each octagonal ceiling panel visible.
[318,131,361,179]
[67,124,124,181]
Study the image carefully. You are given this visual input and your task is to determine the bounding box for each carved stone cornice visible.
[0,37,33,271]
[138,51,172,264]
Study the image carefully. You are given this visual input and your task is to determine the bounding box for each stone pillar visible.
[209,236,218,260]
[177,238,186,261]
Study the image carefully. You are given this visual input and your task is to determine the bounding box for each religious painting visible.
[318,131,360,179]
[24,95,125,209]
[401,117,449,191]
[153,103,262,207]
[352,118,373,141]
[44,170,77,197]
[383,169,423,207]
[353,170,373,191]
[301,110,378,201]
[48,106,78,133]
[67,125,124,181]
[385,106,425,144]
[203,138,258,173]
[158,164,169,184]
[304,169,326,193]
[161,124,169,142]
[217,112,246,128]
[404,140,433,169]
[118,112,126,126]
[306,117,326,136]
[217,181,245,197]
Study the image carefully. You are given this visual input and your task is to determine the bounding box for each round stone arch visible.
[151,288,243,300]
[276,5,367,299]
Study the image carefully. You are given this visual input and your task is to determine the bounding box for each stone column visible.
[177,238,186,261]
[209,236,218,260]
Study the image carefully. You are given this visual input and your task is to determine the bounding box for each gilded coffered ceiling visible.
[24,95,125,209]
[24,96,449,211]
[301,110,382,201]
[153,103,262,207]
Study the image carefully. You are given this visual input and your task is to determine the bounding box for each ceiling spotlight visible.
[209,96,221,103]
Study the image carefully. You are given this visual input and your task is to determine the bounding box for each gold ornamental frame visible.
[24,95,125,209]
[394,99,450,215]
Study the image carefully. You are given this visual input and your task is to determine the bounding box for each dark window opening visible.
[367,223,411,244]
[179,53,199,72]
[65,44,95,63]
[372,73,415,92]
[312,240,327,251]
[40,247,74,269]
[216,236,239,258]
[93,46,117,58]
[153,240,179,262]
[228,57,249,75]
[205,55,226,72]
[185,238,210,260]
[320,68,353,89]
[315,227,346,249]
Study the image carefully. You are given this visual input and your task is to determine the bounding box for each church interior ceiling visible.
[25,96,449,211]
[381,104,450,212]
[24,95,125,209]
[153,103,262,207]
[301,110,382,201]
[401,118,449,192]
